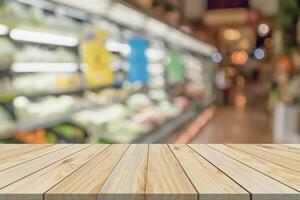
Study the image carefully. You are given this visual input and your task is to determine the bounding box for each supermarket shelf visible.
[20,89,85,99]
[134,96,216,143]
[22,85,119,99]
[10,28,79,47]
[133,110,197,143]
[0,104,98,139]
[45,0,216,56]
[11,62,79,73]
[0,84,119,102]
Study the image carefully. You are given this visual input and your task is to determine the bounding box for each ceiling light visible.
[10,29,79,47]
[146,49,167,61]
[105,41,130,54]
[11,63,78,73]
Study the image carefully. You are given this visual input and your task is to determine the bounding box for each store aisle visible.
[191,107,274,143]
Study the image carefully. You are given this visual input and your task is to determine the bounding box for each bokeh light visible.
[254,48,265,60]
[231,51,248,65]
[212,52,223,63]
[257,23,269,37]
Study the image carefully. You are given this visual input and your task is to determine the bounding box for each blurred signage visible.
[81,29,114,87]
[128,36,149,84]
[167,51,184,84]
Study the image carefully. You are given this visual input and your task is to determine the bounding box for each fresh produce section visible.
[0,0,216,144]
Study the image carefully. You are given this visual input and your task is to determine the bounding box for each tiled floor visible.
[191,106,274,143]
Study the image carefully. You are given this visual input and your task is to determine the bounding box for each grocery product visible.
[128,37,149,84]
[16,46,77,63]
[126,93,152,112]
[13,95,78,121]
[81,29,114,87]
[51,124,86,142]
[12,73,81,94]
[15,129,47,144]
[0,38,15,70]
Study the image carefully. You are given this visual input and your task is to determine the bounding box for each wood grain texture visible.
[0,144,89,190]
[283,144,300,149]
[99,144,148,200]
[0,144,70,171]
[146,144,197,200]
[0,144,299,200]
[189,144,299,200]
[254,144,300,160]
[45,144,129,200]
[0,144,34,153]
[0,144,51,161]
[0,145,109,200]
[169,144,250,200]
[229,144,300,173]
[209,144,300,192]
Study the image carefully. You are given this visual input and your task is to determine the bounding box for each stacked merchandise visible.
[0,0,216,144]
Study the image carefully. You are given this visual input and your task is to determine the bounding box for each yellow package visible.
[81,29,113,88]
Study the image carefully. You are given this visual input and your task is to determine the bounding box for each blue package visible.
[127,37,149,84]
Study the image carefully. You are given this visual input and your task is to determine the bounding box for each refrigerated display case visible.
[0,0,217,143]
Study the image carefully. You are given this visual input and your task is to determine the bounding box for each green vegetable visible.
[45,132,58,143]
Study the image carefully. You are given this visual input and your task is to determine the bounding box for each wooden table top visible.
[0,144,299,200]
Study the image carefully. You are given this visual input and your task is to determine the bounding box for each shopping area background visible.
[0,0,299,144]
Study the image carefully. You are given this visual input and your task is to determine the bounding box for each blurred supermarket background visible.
[0,0,299,144]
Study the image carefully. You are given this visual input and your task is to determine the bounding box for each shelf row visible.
[0,0,216,144]
[0,94,215,143]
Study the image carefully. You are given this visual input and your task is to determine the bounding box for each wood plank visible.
[99,144,148,200]
[45,144,129,200]
[0,144,109,200]
[0,144,34,153]
[252,144,300,162]
[260,144,300,155]
[0,144,52,161]
[209,144,300,192]
[189,144,299,200]
[229,144,300,173]
[0,144,89,189]
[283,144,300,149]
[146,144,197,200]
[0,144,70,171]
[169,144,250,200]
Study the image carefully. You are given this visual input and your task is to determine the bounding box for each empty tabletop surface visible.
[0,144,299,200]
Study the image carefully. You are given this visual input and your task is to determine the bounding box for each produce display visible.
[13,95,86,122]
[72,91,185,143]
[16,46,77,63]
[1,1,82,33]
[12,73,82,95]
[0,0,216,144]
[84,88,129,105]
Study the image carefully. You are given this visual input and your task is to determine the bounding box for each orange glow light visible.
[231,51,248,65]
